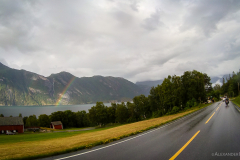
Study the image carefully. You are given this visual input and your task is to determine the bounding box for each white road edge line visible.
[55,127,161,160]
[55,104,213,160]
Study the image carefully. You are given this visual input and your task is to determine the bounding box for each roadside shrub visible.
[191,98,197,107]
[171,106,180,114]
[186,98,197,108]
[186,101,190,108]
[127,117,137,123]
[152,110,163,118]
[193,102,198,107]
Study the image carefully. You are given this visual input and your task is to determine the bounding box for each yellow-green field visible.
[0,104,211,160]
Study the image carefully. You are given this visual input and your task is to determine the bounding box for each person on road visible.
[225,97,229,106]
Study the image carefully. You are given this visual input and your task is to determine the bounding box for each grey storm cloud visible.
[180,0,240,36]
[0,0,240,83]
[130,1,139,12]
[142,9,164,31]
[0,1,40,52]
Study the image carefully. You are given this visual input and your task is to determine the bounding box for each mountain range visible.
[0,63,150,106]
[0,62,224,106]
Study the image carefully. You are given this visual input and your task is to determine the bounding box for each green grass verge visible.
[58,127,92,131]
[40,127,94,131]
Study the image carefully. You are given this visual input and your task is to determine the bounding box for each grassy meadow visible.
[0,103,211,160]
[0,127,116,145]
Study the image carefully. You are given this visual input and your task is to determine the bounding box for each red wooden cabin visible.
[50,121,63,129]
[0,117,24,134]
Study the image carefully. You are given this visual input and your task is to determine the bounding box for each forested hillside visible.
[0,63,147,106]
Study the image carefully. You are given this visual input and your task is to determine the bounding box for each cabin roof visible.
[0,117,24,126]
[51,121,62,125]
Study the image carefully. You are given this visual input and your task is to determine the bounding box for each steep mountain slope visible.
[0,63,146,106]
[135,80,163,87]
[135,80,164,96]
[0,63,56,105]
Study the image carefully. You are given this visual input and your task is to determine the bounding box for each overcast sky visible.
[0,0,240,83]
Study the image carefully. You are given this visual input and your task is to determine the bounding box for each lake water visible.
[0,103,112,118]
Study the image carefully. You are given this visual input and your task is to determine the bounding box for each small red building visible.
[50,121,63,129]
[0,117,24,134]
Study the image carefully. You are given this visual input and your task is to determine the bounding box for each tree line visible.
[1,70,227,128]
[215,70,240,98]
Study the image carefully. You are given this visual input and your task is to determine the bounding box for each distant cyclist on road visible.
[225,96,229,106]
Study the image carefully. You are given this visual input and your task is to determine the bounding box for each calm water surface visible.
[0,103,112,118]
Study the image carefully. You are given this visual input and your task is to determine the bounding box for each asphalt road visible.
[41,102,240,160]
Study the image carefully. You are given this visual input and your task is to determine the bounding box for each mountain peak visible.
[0,62,9,69]
[50,71,75,77]
[59,71,74,76]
